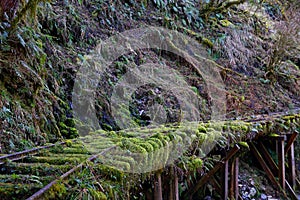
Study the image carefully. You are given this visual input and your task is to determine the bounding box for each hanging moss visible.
[146,140,160,150]
[198,125,207,133]
[120,139,147,154]
[148,138,164,148]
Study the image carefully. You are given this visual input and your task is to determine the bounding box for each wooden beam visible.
[264,135,286,141]
[169,166,179,200]
[257,141,278,175]
[210,177,222,194]
[182,145,240,199]
[249,142,287,198]
[222,160,229,200]
[285,180,299,200]
[285,132,298,154]
[169,167,174,200]
[287,142,296,190]
[174,170,179,200]
[229,159,235,199]
[278,139,285,190]
[234,158,239,200]
[154,172,163,200]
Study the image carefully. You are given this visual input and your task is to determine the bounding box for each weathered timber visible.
[154,172,163,200]
[211,177,222,194]
[26,146,115,200]
[0,142,65,165]
[169,167,179,200]
[287,140,296,190]
[234,158,239,200]
[285,132,298,153]
[249,142,288,198]
[285,180,299,200]
[229,157,239,200]
[174,172,179,200]
[221,160,229,200]
[183,145,240,199]
[277,139,285,190]
[257,141,278,175]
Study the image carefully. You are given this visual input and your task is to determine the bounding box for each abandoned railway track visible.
[0,137,116,200]
[0,109,299,200]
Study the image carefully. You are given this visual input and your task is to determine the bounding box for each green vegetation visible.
[0,0,299,199]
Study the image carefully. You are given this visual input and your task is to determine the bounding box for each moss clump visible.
[148,138,164,148]
[268,133,279,137]
[146,140,160,150]
[187,157,203,170]
[238,141,249,149]
[104,159,131,171]
[88,188,107,200]
[25,156,82,165]
[93,164,125,181]
[138,142,154,152]
[196,132,207,143]
[282,115,296,120]
[65,140,72,147]
[65,118,76,127]
[58,122,79,139]
[220,19,233,27]
[45,182,66,200]
[61,147,89,154]
[120,139,147,154]
[110,155,136,167]
[201,37,214,48]
[198,125,207,133]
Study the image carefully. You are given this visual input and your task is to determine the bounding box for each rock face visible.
[238,161,281,200]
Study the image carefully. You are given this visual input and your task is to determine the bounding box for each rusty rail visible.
[0,142,65,165]
[26,146,116,200]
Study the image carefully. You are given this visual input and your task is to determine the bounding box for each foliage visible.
[264,6,300,83]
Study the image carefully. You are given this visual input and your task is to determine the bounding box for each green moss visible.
[111,155,136,167]
[69,127,79,138]
[65,140,72,147]
[106,131,118,137]
[105,159,131,171]
[201,37,213,48]
[238,141,249,149]
[282,115,296,120]
[60,130,69,137]
[220,19,233,27]
[138,142,154,152]
[94,129,108,135]
[198,125,207,133]
[65,118,76,127]
[187,157,203,170]
[45,182,66,200]
[93,164,125,181]
[59,122,68,130]
[148,138,163,148]
[146,140,160,150]
[196,132,207,143]
[120,139,147,154]
[284,119,291,126]
[87,188,107,200]
[60,147,89,154]
[268,133,279,137]
[0,183,42,198]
